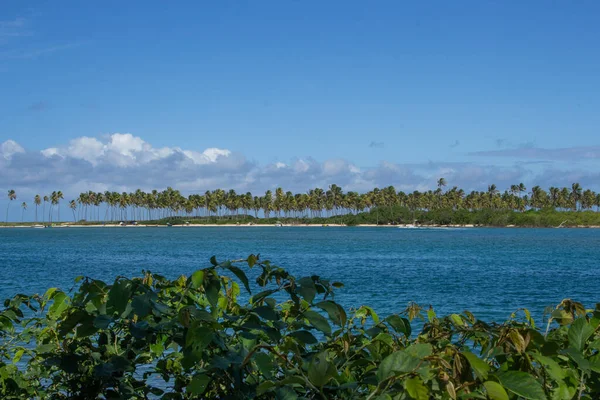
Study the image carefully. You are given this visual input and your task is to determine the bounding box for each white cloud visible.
[3,133,599,205]
[1,140,25,160]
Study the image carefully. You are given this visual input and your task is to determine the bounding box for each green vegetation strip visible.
[1,255,599,398]
[4,182,600,227]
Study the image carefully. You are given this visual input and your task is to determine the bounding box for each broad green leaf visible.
[43,287,58,300]
[204,278,221,308]
[405,377,428,400]
[386,314,411,337]
[563,347,590,371]
[275,386,298,400]
[131,293,153,318]
[254,352,273,378]
[530,353,565,381]
[297,286,316,303]
[568,317,594,352]
[106,280,132,316]
[303,310,331,335]
[48,292,69,319]
[186,325,214,350]
[462,350,490,380]
[590,353,600,373]
[253,305,278,321]
[308,352,331,387]
[406,343,433,359]
[450,313,464,327]
[93,314,113,329]
[288,330,318,344]
[315,300,347,326]
[483,381,509,400]
[187,374,210,394]
[247,254,257,268]
[209,255,218,266]
[12,348,24,364]
[497,371,546,400]
[377,350,421,381]
[226,265,251,294]
[251,289,277,304]
[190,270,204,289]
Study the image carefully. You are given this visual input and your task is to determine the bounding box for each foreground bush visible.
[0,256,599,399]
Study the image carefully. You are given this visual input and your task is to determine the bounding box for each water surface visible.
[0,227,598,322]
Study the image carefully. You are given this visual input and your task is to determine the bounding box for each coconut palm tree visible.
[34,195,41,223]
[6,189,16,222]
[571,183,582,210]
[43,195,49,223]
[56,191,64,222]
[21,202,27,222]
[69,200,77,221]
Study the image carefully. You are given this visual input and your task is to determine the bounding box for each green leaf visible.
[253,352,273,378]
[530,353,566,381]
[226,265,251,294]
[187,374,210,394]
[483,381,509,400]
[106,280,132,316]
[450,313,464,327]
[297,286,316,303]
[247,254,257,268]
[406,343,433,359]
[210,256,218,266]
[405,377,429,400]
[563,347,590,371]
[186,325,214,350]
[385,314,411,337]
[190,270,204,289]
[48,292,69,319]
[303,310,331,335]
[288,330,318,345]
[568,317,594,352]
[275,386,298,400]
[308,352,331,387]
[462,350,490,380]
[377,350,421,381]
[315,300,347,326]
[253,306,278,321]
[204,278,221,308]
[251,289,277,304]
[497,371,546,400]
[131,293,153,318]
[93,314,113,329]
[12,348,24,364]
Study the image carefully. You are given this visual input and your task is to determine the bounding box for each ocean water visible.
[0,227,598,323]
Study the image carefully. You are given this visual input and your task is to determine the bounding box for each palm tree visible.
[34,195,41,223]
[571,183,582,210]
[56,191,64,222]
[21,202,27,222]
[437,178,447,190]
[6,190,16,222]
[43,195,49,224]
[69,200,77,221]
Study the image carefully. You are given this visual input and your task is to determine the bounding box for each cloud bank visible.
[1,134,599,201]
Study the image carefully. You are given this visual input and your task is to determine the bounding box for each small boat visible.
[166,223,173,227]
[397,224,418,229]
[32,225,45,229]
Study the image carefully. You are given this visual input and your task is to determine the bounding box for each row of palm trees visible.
[4,190,64,223]
[5,182,600,223]
[6,178,600,222]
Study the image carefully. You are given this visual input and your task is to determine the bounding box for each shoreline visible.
[2,223,600,229]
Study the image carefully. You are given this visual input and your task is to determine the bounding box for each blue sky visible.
[1,1,600,219]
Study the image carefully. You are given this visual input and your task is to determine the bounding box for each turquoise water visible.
[0,227,598,322]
